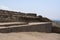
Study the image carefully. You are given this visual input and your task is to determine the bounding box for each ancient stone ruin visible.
[0,9,52,22]
[0,9,59,33]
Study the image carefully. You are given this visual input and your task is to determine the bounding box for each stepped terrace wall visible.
[0,10,40,22]
[0,10,52,22]
[0,22,52,33]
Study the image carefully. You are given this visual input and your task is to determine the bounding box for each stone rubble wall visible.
[0,10,52,22]
[0,22,52,33]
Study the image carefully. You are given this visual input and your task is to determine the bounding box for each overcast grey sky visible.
[0,0,60,20]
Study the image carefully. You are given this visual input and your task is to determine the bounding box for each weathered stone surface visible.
[0,9,52,22]
[0,22,52,33]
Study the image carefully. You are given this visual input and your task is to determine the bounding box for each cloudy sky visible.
[0,0,60,20]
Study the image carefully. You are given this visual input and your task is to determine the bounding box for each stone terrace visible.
[0,9,52,22]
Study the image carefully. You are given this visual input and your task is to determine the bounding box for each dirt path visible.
[0,32,60,40]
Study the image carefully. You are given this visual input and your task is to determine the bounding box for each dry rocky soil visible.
[0,32,60,40]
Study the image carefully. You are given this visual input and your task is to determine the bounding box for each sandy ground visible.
[0,32,60,40]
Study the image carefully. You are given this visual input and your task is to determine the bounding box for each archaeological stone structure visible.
[1,9,60,33]
[0,9,59,33]
[0,9,52,22]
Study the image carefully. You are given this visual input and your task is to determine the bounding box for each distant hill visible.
[53,20,60,26]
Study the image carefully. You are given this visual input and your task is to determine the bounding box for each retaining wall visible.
[0,22,52,33]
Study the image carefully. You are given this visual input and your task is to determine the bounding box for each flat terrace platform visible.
[0,22,52,28]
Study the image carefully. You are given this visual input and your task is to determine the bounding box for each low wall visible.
[0,22,52,33]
